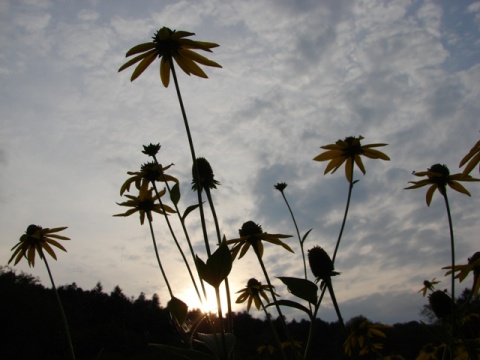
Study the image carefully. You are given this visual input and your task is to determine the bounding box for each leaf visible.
[197,333,236,359]
[148,344,216,360]
[170,183,181,205]
[278,276,318,304]
[167,297,188,325]
[301,228,313,245]
[195,240,232,288]
[182,204,200,221]
[266,299,312,318]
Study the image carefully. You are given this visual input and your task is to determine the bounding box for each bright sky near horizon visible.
[1,0,480,325]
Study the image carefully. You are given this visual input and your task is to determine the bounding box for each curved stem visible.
[443,192,456,336]
[148,217,173,298]
[170,60,211,258]
[326,280,346,334]
[40,249,76,360]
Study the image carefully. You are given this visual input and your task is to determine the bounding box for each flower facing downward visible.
[307,246,339,284]
[405,164,480,206]
[313,135,389,183]
[9,225,70,267]
[226,221,293,260]
[120,162,178,196]
[114,187,175,225]
[191,157,220,192]
[443,252,480,296]
[236,278,277,312]
[418,278,440,297]
[118,26,222,86]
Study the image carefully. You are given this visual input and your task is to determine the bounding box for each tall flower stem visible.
[39,249,76,360]
[205,187,233,332]
[214,286,227,359]
[325,281,346,334]
[253,247,300,359]
[151,181,201,301]
[332,161,356,263]
[148,218,173,298]
[170,60,211,258]
[443,192,456,334]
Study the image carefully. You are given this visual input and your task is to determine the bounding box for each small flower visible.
[405,164,480,206]
[313,135,390,183]
[118,26,222,86]
[191,157,220,192]
[120,162,178,196]
[343,317,390,357]
[142,143,161,157]
[226,221,293,260]
[235,278,277,312]
[459,137,480,176]
[274,182,287,192]
[114,187,175,225]
[443,252,480,296]
[9,225,70,267]
[428,290,453,319]
[307,246,339,284]
[418,278,440,297]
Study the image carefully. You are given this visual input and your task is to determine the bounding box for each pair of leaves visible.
[169,183,200,221]
[195,240,232,288]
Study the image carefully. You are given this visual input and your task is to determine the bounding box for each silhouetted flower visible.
[428,290,453,319]
[313,135,389,183]
[120,162,178,196]
[142,143,161,157]
[307,246,339,284]
[114,187,175,225]
[191,157,220,192]
[343,317,390,357]
[405,164,480,206]
[9,225,69,267]
[443,252,480,296]
[459,137,480,176]
[418,278,440,297]
[236,278,277,312]
[274,182,287,192]
[119,26,222,86]
[226,221,293,260]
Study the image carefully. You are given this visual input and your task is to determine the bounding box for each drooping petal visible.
[425,184,437,206]
[160,57,171,87]
[130,51,157,81]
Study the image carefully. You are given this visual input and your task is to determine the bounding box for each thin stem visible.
[205,187,233,332]
[170,60,211,258]
[325,280,346,334]
[40,249,76,360]
[214,286,227,359]
[254,246,300,359]
[443,192,456,340]
[332,161,355,264]
[259,298,289,360]
[148,217,173,298]
[151,181,201,302]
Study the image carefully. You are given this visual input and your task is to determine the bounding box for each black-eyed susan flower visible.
[120,162,178,196]
[313,135,390,183]
[9,225,69,267]
[191,157,220,192]
[405,164,480,206]
[226,221,293,260]
[114,187,175,225]
[236,278,277,312]
[418,278,440,297]
[443,252,480,296]
[118,26,222,86]
[274,182,287,192]
[307,246,339,284]
[428,290,453,320]
[460,137,480,176]
[343,316,390,358]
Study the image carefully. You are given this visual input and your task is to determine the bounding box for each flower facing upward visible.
[313,135,389,183]
[142,143,161,157]
[459,137,480,176]
[114,187,175,225]
[274,182,287,192]
[405,164,480,206]
[9,225,70,267]
[443,252,480,296]
[418,278,440,297]
[226,221,293,260]
[307,246,339,284]
[191,157,220,192]
[118,26,222,86]
[235,278,277,312]
[120,162,178,196]
[343,317,390,357]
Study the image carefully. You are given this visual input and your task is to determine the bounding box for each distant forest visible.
[1,266,477,360]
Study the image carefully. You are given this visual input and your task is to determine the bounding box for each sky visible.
[1,0,480,326]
